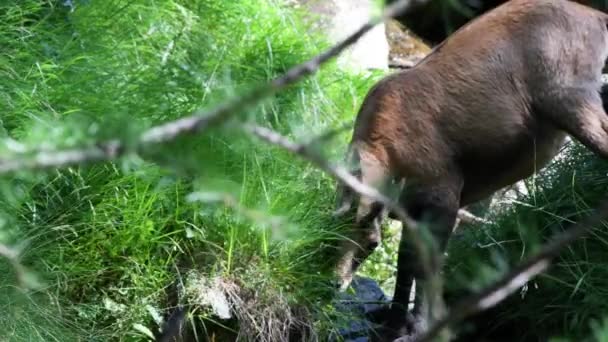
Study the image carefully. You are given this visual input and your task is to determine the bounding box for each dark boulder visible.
[387,0,607,45]
[331,276,391,342]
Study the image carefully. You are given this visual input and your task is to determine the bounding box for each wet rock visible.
[331,276,391,342]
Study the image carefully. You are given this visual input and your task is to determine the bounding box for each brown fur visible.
[333,0,608,340]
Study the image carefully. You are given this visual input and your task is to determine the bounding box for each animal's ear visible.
[333,184,354,217]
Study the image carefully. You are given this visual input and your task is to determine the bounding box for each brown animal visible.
[333,0,608,340]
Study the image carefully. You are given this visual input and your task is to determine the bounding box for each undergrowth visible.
[0,0,383,340]
[442,141,608,342]
[5,1,608,342]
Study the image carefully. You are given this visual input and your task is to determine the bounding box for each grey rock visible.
[331,276,391,342]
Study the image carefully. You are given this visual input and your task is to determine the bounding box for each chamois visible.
[333,0,608,339]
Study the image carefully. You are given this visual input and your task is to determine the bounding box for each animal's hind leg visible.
[335,150,391,291]
[539,87,608,158]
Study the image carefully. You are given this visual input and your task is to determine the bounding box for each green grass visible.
[0,0,384,340]
[440,141,608,342]
[6,1,608,341]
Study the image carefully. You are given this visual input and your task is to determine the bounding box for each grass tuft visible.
[0,0,383,340]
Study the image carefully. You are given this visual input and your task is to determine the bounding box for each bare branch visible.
[0,140,122,174]
[415,200,608,342]
[455,209,493,227]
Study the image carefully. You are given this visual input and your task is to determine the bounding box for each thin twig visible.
[0,140,122,174]
[456,209,493,227]
[0,243,29,288]
[415,200,608,342]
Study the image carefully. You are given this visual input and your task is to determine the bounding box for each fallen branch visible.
[456,209,493,227]
[415,200,608,342]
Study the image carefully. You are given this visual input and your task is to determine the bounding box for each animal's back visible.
[335,2,608,336]
[350,0,608,203]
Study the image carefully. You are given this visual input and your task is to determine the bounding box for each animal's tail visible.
[333,141,361,217]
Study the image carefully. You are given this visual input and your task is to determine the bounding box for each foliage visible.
[442,142,608,341]
[5,0,608,341]
[0,0,383,340]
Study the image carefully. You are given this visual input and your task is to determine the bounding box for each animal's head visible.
[332,180,385,291]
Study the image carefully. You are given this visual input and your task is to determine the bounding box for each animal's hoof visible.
[366,307,408,341]
[336,275,353,292]
[366,307,426,342]
[365,307,387,325]
[365,305,407,325]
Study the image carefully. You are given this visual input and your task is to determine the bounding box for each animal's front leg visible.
[370,176,462,341]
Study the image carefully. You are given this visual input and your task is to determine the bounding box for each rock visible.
[331,276,391,342]
[386,0,608,45]
[292,0,389,72]
[186,274,232,320]
[290,1,444,72]
[385,19,431,69]
[386,0,505,44]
